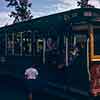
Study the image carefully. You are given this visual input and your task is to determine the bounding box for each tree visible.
[77,0,94,8]
[77,0,89,8]
[5,0,33,23]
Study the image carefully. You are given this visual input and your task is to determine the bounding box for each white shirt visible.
[25,67,39,80]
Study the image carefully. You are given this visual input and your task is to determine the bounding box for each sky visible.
[0,0,100,27]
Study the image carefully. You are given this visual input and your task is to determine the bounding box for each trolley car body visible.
[0,8,100,99]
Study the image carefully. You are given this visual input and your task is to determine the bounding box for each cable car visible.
[0,7,100,99]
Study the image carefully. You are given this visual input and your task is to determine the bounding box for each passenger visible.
[69,44,80,65]
[47,38,53,51]
[25,65,39,80]
[46,39,58,65]
[24,65,39,100]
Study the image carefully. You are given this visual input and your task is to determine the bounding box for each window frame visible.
[89,25,100,61]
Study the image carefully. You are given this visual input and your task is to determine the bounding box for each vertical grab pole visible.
[12,33,14,55]
[5,33,7,56]
[87,38,91,80]
[74,35,76,46]
[20,32,23,56]
[43,38,46,64]
[66,37,68,66]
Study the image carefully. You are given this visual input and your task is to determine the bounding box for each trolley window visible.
[94,30,100,55]
[68,34,87,65]
[6,31,32,56]
[0,33,5,56]
[36,39,43,56]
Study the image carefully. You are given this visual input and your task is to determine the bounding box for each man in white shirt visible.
[25,66,39,80]
[24,65,39,100]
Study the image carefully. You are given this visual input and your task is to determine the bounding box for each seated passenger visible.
[47,38,53,51]
[46,47,58,65]
[69,45,80,65]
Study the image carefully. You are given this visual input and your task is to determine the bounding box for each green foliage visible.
[5,0,33,23]
[77,0,89,8]
[77,0,94,8]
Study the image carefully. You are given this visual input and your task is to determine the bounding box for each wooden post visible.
[89,24,94,60]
